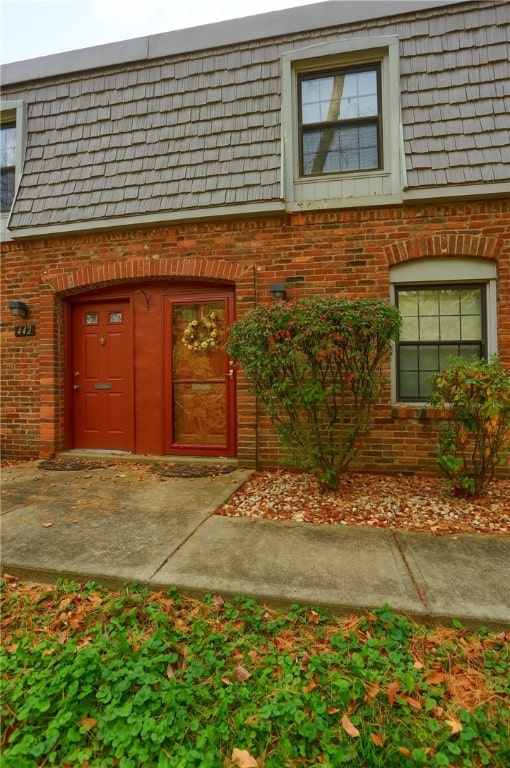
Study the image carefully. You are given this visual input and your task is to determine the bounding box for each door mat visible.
[38,459,114,471]
[149,463,237,478]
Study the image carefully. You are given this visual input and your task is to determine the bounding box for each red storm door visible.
[71,299,134,451]
[165,293,236,456]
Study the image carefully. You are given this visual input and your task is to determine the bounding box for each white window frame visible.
[390,258,497,404]
[281,36,403,211]
[1,100,26,241]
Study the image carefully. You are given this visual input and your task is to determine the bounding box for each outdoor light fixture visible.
[8,301,29,318]
[269,283,286,302]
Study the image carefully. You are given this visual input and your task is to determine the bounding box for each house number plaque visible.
[15,325,36,337]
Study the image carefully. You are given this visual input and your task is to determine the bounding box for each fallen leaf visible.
[370,733,384,747]
[446,718,462,734]
[402,695,422,710]
[413,660,424,670]
[327,706,340,714]
[398,747,411,757]
[80,717,97,729]
[341,714,360,738]
[4,643,19,653]
[221,677,233,686]
[387,680,400,705]
[67,611,84,629]
[426,670,445,685]
[234,664,251,682]
[166,663,175,679]
[42,522,53,528]
[364,681,380,701]
[303,678,318,693]
[213,594,225,611]
[231,747,258,767]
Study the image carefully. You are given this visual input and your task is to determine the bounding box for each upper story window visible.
[299,65,381,177]
[1,120,16,212]
[281,37,402,211]
[0,100,26,238]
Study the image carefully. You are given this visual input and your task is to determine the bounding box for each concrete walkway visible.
[1,460,509,629]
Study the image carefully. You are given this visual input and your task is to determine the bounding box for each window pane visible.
[85,313,98,325]
[418,371,434,399]
[399,345,418,371]
[439,289,460,315]
[439,345,462,368]
[0,124,16,167]
[419,345,439,371]
[173,302,226,380]
[0,167,15,211]
[400,316,419,341]
[339,71,378,119]
[400,371,419,399]
[173,383,225,444]
[440,315,460,340]
[458,344,482,362]
[339,123,378,171]
[398,291,418,317]
[461,314,482,339]
[301,72,378,124]
[419,290,439,316]
[460,288,482,315]
[301,76,340,123]
[303,123,378,175]
[419,315,439,340]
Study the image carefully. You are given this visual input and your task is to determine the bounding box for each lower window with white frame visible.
[395,284,486,401]
[390,258,497,403]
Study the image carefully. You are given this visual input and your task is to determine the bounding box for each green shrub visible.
[429,356,510,496]
[227,296,401,490]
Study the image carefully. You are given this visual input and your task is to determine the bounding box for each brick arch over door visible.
[38,256,255,457]
[383,233,500,267]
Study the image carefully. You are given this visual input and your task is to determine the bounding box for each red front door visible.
[71,299,134,451]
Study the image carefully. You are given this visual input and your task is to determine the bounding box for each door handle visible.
[73,384,80,390]
[228,365,235,379]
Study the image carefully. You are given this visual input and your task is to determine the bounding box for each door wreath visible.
[182,311,221,351]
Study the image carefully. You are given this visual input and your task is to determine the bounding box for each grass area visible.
[1,576,509,768]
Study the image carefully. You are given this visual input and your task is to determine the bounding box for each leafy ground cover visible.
[1,576,509,767]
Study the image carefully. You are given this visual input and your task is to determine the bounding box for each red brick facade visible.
[1,198,509,475]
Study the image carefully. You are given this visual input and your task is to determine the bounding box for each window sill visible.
[296,170,391,185]
[391,405,450,421]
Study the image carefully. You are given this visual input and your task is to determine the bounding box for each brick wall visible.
[1,198,509,475]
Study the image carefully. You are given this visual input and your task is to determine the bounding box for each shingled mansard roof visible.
[1,0,509,235]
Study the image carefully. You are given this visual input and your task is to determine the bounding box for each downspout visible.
[254,264,260,471]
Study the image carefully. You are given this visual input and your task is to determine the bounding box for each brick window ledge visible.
[391,405,450,421]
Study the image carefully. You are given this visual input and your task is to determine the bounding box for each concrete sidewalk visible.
[1,460,509,628]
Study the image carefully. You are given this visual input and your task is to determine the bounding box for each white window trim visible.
[281,36,403,211]
[1,100,26,242]
[389,258,498,404]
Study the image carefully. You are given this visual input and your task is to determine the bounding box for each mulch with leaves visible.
[1,576,509,768]
[216,471,510,535]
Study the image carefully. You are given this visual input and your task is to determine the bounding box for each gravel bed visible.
[216,471,510,535]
